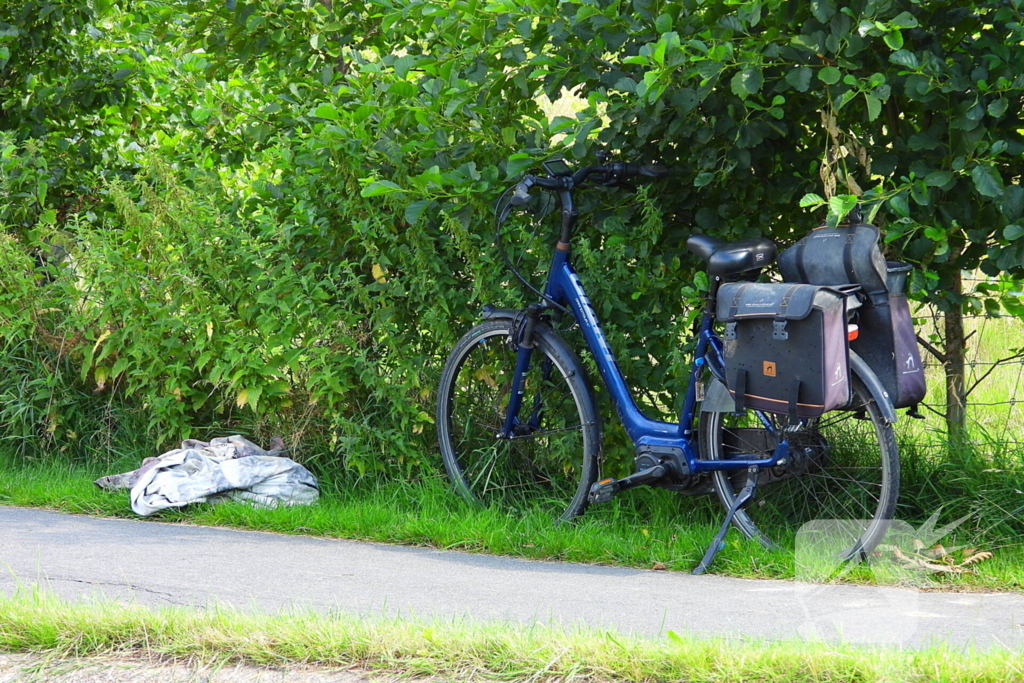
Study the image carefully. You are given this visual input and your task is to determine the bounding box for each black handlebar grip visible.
[510,182,532,206]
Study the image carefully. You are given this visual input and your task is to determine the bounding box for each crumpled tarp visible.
[95,435,319,516]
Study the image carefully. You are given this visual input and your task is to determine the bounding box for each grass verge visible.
[1,590,1022,683]
[1,451,1021,591]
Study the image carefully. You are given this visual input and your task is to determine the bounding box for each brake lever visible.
[639,164,670,178]
[601,175,636,192]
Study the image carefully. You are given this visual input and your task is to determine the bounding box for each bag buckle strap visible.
[772,284,801,340]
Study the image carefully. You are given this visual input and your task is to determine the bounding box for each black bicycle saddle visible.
[686,234,777,277]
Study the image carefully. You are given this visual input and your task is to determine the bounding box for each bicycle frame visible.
[503,248,790,475]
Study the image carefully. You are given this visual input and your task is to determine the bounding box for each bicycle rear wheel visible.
[698,372,899,559]
[436,319,601,522]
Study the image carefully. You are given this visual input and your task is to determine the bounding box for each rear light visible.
[847,324,859,341]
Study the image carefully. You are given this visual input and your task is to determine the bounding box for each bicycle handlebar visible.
[509,162,670,206]
[541,162,669,187]
[496,159,672,309]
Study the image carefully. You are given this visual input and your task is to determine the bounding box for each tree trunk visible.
[944,270,968,440]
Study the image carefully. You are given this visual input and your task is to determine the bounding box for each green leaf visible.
[818,66,841,85]
[889,50,919,69]
[360,180,404,197]
[314,104,340,121]
[924,171,953,187]
[889,193,910,218]
[1003,224,1024,241]
[354,105,373,124]
[693,172,714,187]
[971,164,1004,198]
[799,193,826,208]
[237,385,262,410]
[811,0,836,23]
[613,77,636,93]
[404,200,429,225]
[866,201,884,224]
[655,13,672,33]
[883,29,903,50]
[828,194,858,221]
[388,81,417,97]
[505,154,534,177]
[785,66,812,92]
[393,55,417,79]
[1001,185,1024,220]
[889,11,919,28]
[988,99,1008,118]
[730,67,763,98]
[834,89,857,111]
[864,94,881,121]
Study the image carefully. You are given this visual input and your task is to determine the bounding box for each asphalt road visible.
[1,506,1022,649]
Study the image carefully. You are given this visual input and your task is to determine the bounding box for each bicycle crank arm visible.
[588,465,666,505]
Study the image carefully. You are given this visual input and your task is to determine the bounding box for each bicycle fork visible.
[498,304,546,439]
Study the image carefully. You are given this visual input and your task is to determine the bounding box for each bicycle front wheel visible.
[436,318,601,522]
[698,372,899,559]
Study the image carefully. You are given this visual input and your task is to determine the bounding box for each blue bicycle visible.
[436,158,898,569]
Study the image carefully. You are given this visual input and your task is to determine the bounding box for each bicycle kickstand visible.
[691,466,760,575]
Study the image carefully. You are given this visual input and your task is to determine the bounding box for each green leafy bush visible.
[4,0,1024,475]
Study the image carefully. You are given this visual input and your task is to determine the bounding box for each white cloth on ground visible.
[120,436,318,516]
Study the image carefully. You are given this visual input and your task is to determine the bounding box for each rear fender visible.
[850,351,898,424]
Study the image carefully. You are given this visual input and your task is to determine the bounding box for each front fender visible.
[480,304,522,320]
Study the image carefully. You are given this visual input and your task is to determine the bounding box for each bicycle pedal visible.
[588,478,618,505]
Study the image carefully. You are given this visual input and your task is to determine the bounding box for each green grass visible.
[1,589,1022,683]
[1,450,1021,591]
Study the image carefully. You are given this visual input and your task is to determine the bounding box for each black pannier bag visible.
[777,223,927,409]
[716,282,852,419]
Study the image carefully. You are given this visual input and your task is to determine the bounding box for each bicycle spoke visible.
[438,321,598,521]
[701,375,898,554]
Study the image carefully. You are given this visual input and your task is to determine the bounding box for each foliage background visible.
[2,0,1024,484]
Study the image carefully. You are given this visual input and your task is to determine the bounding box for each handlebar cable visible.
[494,183,573,316]
[490,161,669,316]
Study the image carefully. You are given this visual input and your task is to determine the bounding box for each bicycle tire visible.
[436,318,601,522]
[698,369,899,559]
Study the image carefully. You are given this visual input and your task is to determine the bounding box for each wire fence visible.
[908,275,1024,449]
